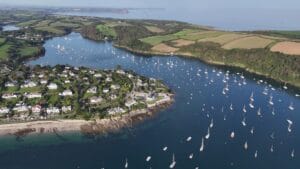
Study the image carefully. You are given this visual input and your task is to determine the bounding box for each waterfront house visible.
[5,82,15,87]
[125,99,137,108]
[32,105,42,114]
[90,96,103,104]
[94,73,102,78]
[111,84,120,90]
[127,74,134,79]
[59,90,73,96]
[21,81,37,88]
[105,77,112,82]
[0,107,10,114]
[116,70,125,75]
[47,83,58,90]
[2,93,18,99]
[25,92,42,99]
[13,105,29,112]
[87,87,97,94]
[46,107,60,114]
[40,79,48,84]
[64,79,71,84]
[110,94,117,100]
[108,107,125,115]
[103,88,109,93]
[62,106,72,112]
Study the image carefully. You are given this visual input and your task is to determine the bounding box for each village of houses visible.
[0,65,172,122]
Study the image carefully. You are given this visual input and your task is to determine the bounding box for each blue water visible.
[0,32,299,169]
[58,8,300,31]
[2,25,20,31]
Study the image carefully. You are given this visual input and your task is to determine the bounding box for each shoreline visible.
[114,44,300,89]
[0,94,174,137]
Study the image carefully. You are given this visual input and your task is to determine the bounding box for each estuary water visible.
[0,32,299,169]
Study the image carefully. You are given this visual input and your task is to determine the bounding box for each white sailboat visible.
[242,105,247,113]
[288,102,294,111]
[124,158,128,168]
[269,95,274,105]
[186,136,192,142]
[241,117,247,127]
[230,131,235,139]
[189,153,194,159]
[205,127,210,139]
[200,137,204,152]
[271,108,275,116]
[250,92,254,102]
[254,150,258,158]
[209,119,214,128]
[270,145,274,153]
[169,154,176,168]
[163,146,168,151]
[146,156,152,162]
[291,149,295,158]
[249,100,254,109]
[257,108,262,117]
[230,104,233,111]
[250,127,255,135]
[287,119,293,132]
[244,141,248,150]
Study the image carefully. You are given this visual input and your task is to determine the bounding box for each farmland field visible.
[171,39,195,47]
[198,33,248,45]
[181,31,226,41]
[96,25,117,38]
[271,41,300,55]
[0,43,11,61]
[222,36,274,49]
[151,43,178,53]
[35,26,65,35]
[141,34,178,46]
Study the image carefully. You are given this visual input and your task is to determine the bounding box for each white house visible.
[125,99,137,108]
[90,96,103,104]
[103,88,109,93]
[87,87,97,94]
[111,84,120,90]
[59,90,73,96]
[46,107,60,114]
[2,93,18,99]
[5,82,15,87]
[13,105,29,112]
[94,73,102,78]
[21,81,37,88]
[108,107,125,115]
[62,106,72,112]
[0,107,10,114]
[32,105,42,114]
[116,70,125,75]
[47,83,58,90]
[105,77,112,82]
[25,93,42,99]
[40,79,48,84]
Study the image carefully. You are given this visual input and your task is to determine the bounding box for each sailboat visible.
[205,127,210,139]
[242,105,247,113]
[124,158,128,168]
[288,102,294,111]
[230,131,235,139]
[169,154,176,168]
[291,149,295,158]
[186,136,192,142]
[163,146,168,151]
[230,104,233,111]
[241,117,247,127]
[244,141,248,150]
[271,108,275,116]
[287,119,293,132]
[200,137,204,152]
[250,127,254,135]
[257,108,262,117]
[209,119,214,128]
[189,153,194,159]
[254,150,258,158]
[249,100,254,109]
[269,95,274,105]
[250,92,254,102]
[270,145,274,153]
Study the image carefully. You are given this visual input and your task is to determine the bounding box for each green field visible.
[19,46,40,57]
[35,26,65,35]
[0,44,11,61]
[0,38,6,45]
[96,24,117,38]
[199,33,248,45]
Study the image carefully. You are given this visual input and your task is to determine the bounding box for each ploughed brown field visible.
[151,43,179,53]
[271,41,300,55]
[172,39,195,47]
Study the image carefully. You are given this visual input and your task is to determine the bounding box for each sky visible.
[1,0,300,9]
